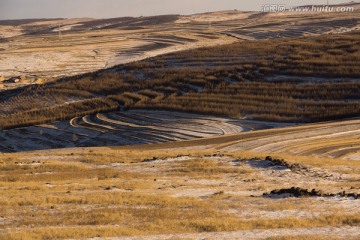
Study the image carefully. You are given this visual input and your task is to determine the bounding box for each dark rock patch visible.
[141,157,158,163]
[263,187,359,199]
[265,156,306,172]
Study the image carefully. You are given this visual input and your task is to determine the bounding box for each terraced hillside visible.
[219,119,360,160]
[0,30,359,129]
[1,3,359,239]
[117,118,360,162]
[0,3,359,89]
[0,110,291,152]
[0,15,235,88]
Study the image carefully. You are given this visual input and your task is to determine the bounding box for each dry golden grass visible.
[1,143,359,239]
[167,158,253,177]
[0,119,359,239]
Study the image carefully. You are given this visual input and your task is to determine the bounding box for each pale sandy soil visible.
[0,15,235,86]
[113,154,359,199]
[52,24,84,32]
[0,25,23,38]
[0,32,234,89]
[328,25,360,34]
[91,226,360,240]
[175,11,252,24]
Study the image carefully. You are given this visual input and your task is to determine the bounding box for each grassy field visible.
[0,119,359,239]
